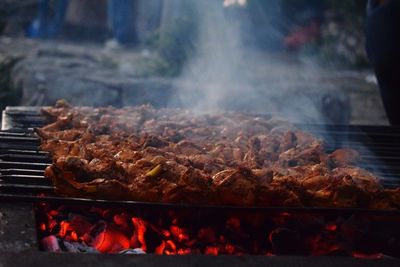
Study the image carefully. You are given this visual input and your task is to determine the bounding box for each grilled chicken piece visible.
[212,167,261,206]
[39,114,73,132]
[384,188,400,209]
[174,140,203,155]
[331,167,382,192]
[301,175,332,191]
[328,148,360,168]
[36,128,82,141]
[278,140,325,167]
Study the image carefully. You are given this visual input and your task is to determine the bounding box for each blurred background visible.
[0,0,387,125]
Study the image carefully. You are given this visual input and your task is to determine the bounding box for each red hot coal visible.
[35,203,400,258]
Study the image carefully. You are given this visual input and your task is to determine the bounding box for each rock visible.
[12,56,120,106]
[1,37,174,107]
[0,48,23,112]
[121,78,173,107]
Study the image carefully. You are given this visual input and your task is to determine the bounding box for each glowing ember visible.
[352,252,385,260]
[90,223,130,253]
[35,203,400,257]
[325,223,337,232]
[131,218,147,252]
[205,246,219,256]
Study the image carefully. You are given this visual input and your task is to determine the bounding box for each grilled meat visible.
[37,103,398,208]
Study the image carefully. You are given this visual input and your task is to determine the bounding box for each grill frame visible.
[1,106,400,215]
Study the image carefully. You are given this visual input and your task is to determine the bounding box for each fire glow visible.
[35,203,400,257]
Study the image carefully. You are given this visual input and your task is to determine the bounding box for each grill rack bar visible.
[0,183,54,193]
[0,154,51,163]
[0,174,52,185]
[0,161,50,170]
[1,168,44,176]
[2,193,400,216]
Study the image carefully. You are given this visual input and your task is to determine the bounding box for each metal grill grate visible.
[1,106,400,214]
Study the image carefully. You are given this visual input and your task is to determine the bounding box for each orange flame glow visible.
[91,227,130,253]
[131,217,147,252]
[36,204,400,258]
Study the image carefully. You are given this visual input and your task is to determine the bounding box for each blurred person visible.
[27,0,137,46]
[27,0,68,38]
[106,0,138,46]
[282,0,325,51]
[366,0,400,125]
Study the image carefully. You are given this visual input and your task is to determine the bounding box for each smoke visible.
[173,0,248,112]
[170,0,333,124]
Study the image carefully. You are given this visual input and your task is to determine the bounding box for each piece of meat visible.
[212,167,260,206]
[328,148,360,168]
[331,167,383,192]
[278,140,325,168]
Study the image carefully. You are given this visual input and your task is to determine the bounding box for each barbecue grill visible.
[1,106,400,262]
[1,106,400,207]
[2,106,400,204]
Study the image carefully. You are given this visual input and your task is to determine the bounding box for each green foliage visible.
[156,20,197,76]
[147,2,199,76]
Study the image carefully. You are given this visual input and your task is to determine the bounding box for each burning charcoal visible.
[309,233,350,257]
[340,216,369,242]
[41,235,61,252]
[269,228,309,255]
[68,213,92,236]
[353,219,400,257]
[165,239,178,254]
[119,248,146,254]
[169,225,189,242]
[140,224,165,253]
[197,227,216,243]
[204,246,219,255]
[88,221,130,253]
[62,240,99,253]
[113,213,132,235]
[130,218,147,252]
